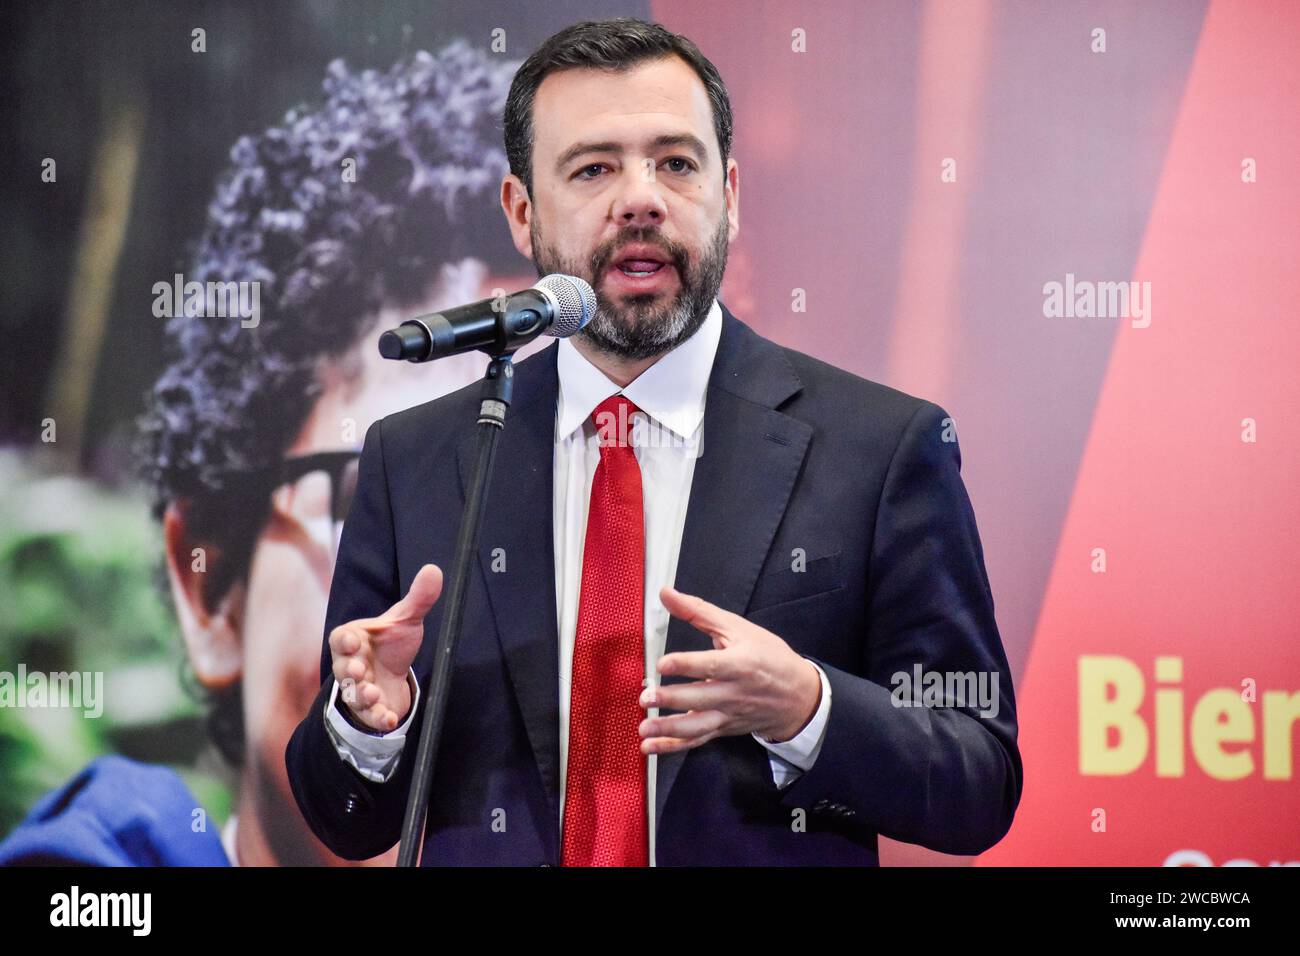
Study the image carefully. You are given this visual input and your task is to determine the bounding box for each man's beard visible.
[529,213,729,361]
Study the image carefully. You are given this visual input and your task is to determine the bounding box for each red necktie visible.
[562,393,649,867]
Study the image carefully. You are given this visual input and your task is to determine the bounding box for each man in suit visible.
[286,17,1022,866]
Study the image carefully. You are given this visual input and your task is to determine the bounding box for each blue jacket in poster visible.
[0,755,229,866]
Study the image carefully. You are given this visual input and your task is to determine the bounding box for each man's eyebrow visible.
[554,133,710,173]
[651,133,709,162]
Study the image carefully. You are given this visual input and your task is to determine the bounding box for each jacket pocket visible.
[746,550,844,613]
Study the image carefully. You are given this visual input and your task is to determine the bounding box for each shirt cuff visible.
[755,659,832,786]
[322,668,420,783]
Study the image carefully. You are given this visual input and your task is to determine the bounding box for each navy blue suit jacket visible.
[286,303,1022,865]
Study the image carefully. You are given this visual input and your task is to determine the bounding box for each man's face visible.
[503,54,740,361]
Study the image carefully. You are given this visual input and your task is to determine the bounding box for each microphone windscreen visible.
[534,274,596,337]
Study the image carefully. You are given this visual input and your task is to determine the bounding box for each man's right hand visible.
[329,563,443,732]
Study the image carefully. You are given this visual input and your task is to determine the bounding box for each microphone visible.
[378,273,596,362]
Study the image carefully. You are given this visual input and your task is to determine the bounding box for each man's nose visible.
[611,162,668,227]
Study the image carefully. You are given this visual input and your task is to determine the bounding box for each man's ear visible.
[500,173,534,260]
[163,500,244,688]
[724,156,740,242]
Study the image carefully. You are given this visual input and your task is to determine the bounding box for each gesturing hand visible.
[638,585,822,755]
[328,563,443,732]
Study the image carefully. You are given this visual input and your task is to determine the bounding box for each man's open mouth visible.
[610,244,674,278]
[616,260,667,277]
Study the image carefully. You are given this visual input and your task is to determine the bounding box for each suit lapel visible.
[655,305,810,826]
[456,343,563,839]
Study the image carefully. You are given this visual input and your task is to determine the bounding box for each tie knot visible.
[590,394,641,449]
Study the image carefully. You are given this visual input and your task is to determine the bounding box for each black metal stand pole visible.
[395,353,514,867]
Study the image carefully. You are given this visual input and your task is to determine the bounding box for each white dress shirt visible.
[323,298,832,865]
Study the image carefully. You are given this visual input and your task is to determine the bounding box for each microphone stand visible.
[392,329,518,867]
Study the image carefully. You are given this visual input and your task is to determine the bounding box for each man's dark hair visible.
[504,17,733,196]
[138,42,520,767]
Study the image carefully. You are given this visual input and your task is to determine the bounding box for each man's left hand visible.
[639,585,822,755]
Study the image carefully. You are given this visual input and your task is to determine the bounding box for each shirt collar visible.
[556,298,722,442]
